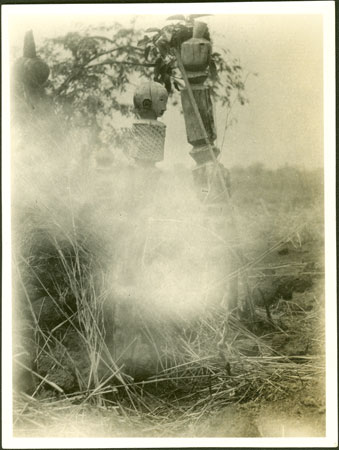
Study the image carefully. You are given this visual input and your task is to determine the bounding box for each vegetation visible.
[13,160,325,437]
[13,17,249,151]
[11,18,325,438]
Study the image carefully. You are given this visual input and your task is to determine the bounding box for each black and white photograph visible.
[1,2,337,448]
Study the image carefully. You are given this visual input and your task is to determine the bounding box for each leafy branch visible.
[54,44,146,97]
[136,15,249,108]
[32,19,251,153]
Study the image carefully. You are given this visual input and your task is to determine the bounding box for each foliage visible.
[38,24,152,147]
[32,18,250,150]
[139,15,249,107]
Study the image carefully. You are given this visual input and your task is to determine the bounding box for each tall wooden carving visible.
[179,21,237,313]
[179,22,231,204]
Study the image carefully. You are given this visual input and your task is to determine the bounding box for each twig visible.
[14,360,64,394]
[87,59,155,69]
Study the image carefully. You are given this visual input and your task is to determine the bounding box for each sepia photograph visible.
[2,1,337,448]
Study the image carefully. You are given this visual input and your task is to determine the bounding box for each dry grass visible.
[11,164,325,437]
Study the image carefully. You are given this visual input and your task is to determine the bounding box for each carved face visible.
[134,82,168,119]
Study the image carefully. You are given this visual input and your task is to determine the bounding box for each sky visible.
[6,7,325,169]
[165,14,324,169]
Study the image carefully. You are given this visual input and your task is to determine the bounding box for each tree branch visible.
[54,46,148,97]
[87,59,155,69]
[83,45,144,67]
[78,35,145,51]
[78,35,116,45]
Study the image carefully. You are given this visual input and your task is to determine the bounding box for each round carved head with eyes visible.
[133,82,168,119]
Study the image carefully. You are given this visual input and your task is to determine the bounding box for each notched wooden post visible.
[175,21,239,314]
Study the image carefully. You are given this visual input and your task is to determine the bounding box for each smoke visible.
[15,120,232,310]
[87,158,234,322]
[11,99,236,385]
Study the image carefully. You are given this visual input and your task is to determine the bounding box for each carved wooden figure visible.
[179,21,238,311]
[180,22,231,203]
[13,30,50,109]
[125,81,168,167]
[180,22,219,167]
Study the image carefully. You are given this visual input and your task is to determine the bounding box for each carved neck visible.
[137,110,157,120]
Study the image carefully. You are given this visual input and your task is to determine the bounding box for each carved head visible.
[133,82,168,119]
[14,30,50,88]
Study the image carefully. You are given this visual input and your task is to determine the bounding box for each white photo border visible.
[2,2,337,448]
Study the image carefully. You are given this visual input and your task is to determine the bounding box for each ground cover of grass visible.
[12,164,325,438]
